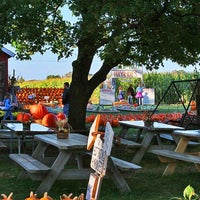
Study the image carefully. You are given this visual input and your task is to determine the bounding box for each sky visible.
[5,45,198,81]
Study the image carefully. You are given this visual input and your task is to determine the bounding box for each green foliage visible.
[17,77,71,88]
[17,71,200,105]
[170,185,199,200]
[0,1,200,68]
[46,75,61,79]
[1,1,200,129]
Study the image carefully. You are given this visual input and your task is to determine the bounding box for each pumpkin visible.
[56,112,67,121]
[60,193,84,200]
[30,104,48,119]
[112,119,120,127]
[190,100,196,111]
[25,191,39,200]
[42,113,58,128]
[40,192,52,200]
[17,112,31,123]
[1,193,13,200]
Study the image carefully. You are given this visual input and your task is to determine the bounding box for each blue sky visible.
[6,44,197,81]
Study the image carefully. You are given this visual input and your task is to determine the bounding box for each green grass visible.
[1,148,200,200]
[0,104,197,200]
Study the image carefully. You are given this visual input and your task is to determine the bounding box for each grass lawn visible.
[1,147,200,200]
[0,104,199,199]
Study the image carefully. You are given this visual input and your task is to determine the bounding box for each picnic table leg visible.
[36,151,72,196]
[162,137,189,176]
[118,127,129,138]
[132,132,154,164]
[32,141,48,160]
[135,129,143,142]
[107,157,131,193]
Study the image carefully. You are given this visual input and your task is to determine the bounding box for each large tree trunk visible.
[68,39,120,132]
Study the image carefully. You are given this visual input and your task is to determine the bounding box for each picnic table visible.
[9,133,142,195]
[118,120,184,164]
[152,129,200,176]
[1,121,54,153]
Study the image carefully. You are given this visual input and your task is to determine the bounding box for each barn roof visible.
[1,47,15,58]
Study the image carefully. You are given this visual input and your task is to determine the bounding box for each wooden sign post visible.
[86,121,114,200]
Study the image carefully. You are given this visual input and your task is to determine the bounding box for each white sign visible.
[142,88,155,105]
[99,89,115,105]
[90,122,114,175]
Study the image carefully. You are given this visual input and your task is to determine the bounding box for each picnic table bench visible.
[0,140,6,149]
[151,129,200,175]
[9,133,142,195]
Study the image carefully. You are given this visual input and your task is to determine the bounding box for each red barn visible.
[0,47,15,101]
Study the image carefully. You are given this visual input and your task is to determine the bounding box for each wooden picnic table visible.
[1,121,54,153]
[118,120,184,164]
[9,133,142,195]
[152,129,200,176]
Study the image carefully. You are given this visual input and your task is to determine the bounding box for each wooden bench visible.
[84,151,141,172]
[159,134,200,146]
[110,156,142,171]
[9,154,50,173]
[151,149,200,164]
[113,137,141,148]
[0,141,6,149]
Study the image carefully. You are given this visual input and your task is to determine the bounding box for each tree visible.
[1,0,200,130]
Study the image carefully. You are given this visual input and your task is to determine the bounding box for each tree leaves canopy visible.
[0,0,200,69]
[1,0,200,129]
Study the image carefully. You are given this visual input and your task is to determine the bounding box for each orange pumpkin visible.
[56,112,67,121]
[25,191,39,200]
[17,112,31,123]
[1,193,13,200]
[112,119,120,127]
[40,192,52,200]
[42,113,58,128]
[190,100,196,111]
[30,104,48,119]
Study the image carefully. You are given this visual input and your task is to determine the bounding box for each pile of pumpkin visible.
[86,112,183,127]
[16,104,66,129]
[1,192,84,200]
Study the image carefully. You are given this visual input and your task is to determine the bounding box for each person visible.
[126,84,135,104]
[3,93,14,120]
[135,84,143,105]
[117,86,124,101]
[62,82,70,117]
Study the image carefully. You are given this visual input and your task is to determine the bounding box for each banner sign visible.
[111,69,143,78]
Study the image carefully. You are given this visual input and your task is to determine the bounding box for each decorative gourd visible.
[190,100,196,111]
[30,104,48,120]
[1,192,13,200]
[25,191,39,200]
[60,193,84,200]
[17,112,31,123]
[42,113,58,128]
[56,113,67,121]
[40,192,52,200]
